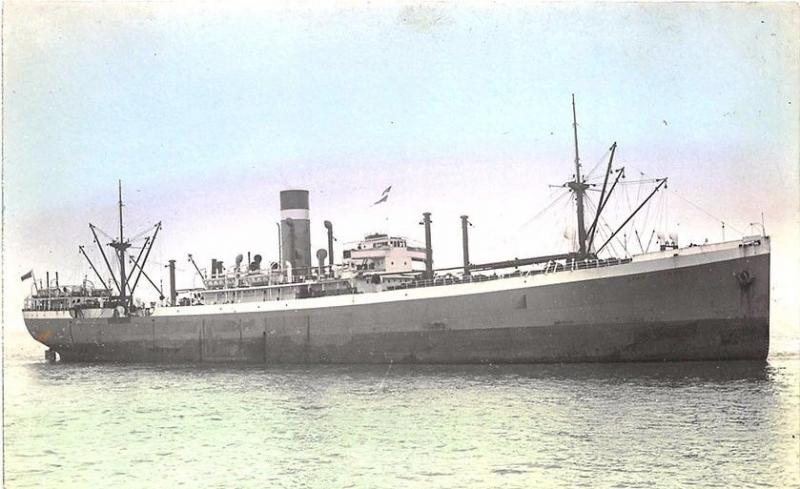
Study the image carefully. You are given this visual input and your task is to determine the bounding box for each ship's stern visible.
[22,310,73,354]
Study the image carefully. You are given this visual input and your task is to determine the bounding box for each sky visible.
[2,2,799,345]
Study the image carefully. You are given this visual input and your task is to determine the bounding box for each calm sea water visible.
[4,332,799,488]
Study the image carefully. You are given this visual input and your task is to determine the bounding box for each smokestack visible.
[324,220,334,274]
[55,271,60,289]
[461,215,471,277]
[420,212,433,280]
[280,190,311,277]
[168,259,177,306]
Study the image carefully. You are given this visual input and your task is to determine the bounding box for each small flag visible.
[20,270,33,282]
[372,185,392,206]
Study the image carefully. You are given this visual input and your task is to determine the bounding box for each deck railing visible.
[26,256,634,311]
[387,257,632,291]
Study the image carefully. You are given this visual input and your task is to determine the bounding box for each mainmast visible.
[79,180,162,311]
[568,94,589,257]
[109,180,131,305]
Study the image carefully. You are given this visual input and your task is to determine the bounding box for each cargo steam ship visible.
[22,98,770,364]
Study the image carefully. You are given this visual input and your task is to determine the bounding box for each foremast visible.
[568,93,590,258]
[565,95,666,259]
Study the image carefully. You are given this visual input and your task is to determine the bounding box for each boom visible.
[596,178,668,254]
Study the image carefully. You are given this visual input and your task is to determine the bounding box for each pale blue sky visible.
[3,2,798,338]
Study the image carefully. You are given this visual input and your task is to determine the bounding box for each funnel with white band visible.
[280,190,312,276]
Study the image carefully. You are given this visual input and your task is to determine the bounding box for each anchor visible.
[736,270,754,289]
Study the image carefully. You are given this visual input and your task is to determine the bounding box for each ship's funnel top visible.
[280,190,309,211]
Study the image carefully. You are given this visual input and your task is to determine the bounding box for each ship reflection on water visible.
[18,354,777,384]
[5,329,799,488]
[320,359,776,383]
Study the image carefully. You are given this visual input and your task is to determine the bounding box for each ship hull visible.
[23,241,770,364]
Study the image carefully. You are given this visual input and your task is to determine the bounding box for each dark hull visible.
[24,251,770,364]
[47,317,768,364]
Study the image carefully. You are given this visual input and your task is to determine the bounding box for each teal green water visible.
[4,333,799,488]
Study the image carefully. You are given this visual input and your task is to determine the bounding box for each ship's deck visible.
[23,237,768,316]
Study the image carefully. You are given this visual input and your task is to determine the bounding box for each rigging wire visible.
[495,188,571,249]
[91,225,116,242]
[641,184,664,244]
[91,222,154,245]
[149,260,187,272]
[617,179,663,185]
[641,190,665,250]
[584,194,626,257]
[157,231,164,297]
[600,221,622,257]
[622,163,745,235]
[128,224,158,243]
[562,191,577,253]
[629,173,647,241]
[519,190,571,229]
[634,172,644,218]
[668,190,744,235]
[590,192,629,257]
[584,145,613,181]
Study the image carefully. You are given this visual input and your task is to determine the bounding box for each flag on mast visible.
[20,269,33,282]
[372,186,392,206]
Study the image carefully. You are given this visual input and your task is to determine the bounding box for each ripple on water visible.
[3,345,799,489]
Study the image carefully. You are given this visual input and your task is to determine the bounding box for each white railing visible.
[387,257,632,291]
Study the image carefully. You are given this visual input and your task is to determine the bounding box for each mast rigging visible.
[79,182,161,309]
[188,254,207,287]
[586,142,617,251]
[587,167,626,252]
[127,236,151,285]
[596,178,668,254]
[128,222,162,301]
[89,223,120,294]
[128,255,164,299]
[78,245,110,291]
